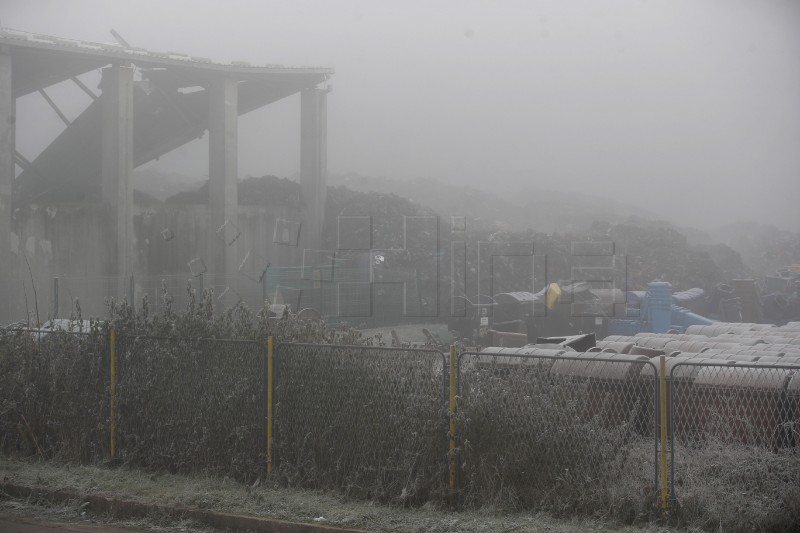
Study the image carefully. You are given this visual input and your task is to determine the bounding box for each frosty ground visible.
[0,457,675,533]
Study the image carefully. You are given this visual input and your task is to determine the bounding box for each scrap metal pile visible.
[481,322,800,449]
[700,269,800,324]
[761,266,800,324]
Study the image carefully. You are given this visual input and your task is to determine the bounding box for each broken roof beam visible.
[38,87,71,126]
[70,75,97,100]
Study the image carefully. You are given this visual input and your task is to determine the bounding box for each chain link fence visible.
[668,360,800,528]
[4,330,800,527]
[114,336,265,481]
[456,349,659,514]
[272,343,449,503]
[0,328,108,462]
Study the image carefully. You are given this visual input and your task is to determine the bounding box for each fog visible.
[4,0,800,230]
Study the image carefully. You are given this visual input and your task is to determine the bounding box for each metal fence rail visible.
[456,351,659,511]
[114,335,265,479]
[273,343,448,502]
[669,360,800,519]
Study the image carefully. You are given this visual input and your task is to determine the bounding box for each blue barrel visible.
[647,281,673,333]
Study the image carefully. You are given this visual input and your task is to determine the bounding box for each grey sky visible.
[4,0,800,230]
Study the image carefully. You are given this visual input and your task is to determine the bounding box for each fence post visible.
[52,277,59,319]
[129,275,135,313]
[262,269,267,306]
[659,354,668,511]
[267,336,274,475]
[109,328,117,459]
[449,344,457,506]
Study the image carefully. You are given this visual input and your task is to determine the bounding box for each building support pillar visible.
[101,64,135,301]
[300,86,328,251]
[0,46,14,316]
[207,77,238,305]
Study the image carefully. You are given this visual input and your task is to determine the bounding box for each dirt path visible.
[0,513,153,532]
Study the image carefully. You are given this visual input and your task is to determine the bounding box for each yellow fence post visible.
[449,345,457,505]
[659,354,668,511]
[109,328,117,459]
[267,336,274,475]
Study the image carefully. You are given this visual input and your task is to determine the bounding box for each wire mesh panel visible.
[115,336,264,481]
[0,328,108,462]
[456,351,658,512]
[669,361,800,526]
[137,274,199,315]
[59,275,124,317]
[273,344,448,503]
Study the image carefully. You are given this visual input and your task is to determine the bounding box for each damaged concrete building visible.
[0,29,332,322]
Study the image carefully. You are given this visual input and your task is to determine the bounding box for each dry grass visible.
[456,359,658,523]
[0,456,671,533]
[671,441,800,532]
[273,344,448,506]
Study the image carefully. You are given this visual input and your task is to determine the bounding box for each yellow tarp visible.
[545,282,561,309]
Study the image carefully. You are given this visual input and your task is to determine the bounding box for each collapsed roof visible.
[1,28,333,203]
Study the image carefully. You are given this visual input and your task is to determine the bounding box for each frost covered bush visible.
[0,285,370,479]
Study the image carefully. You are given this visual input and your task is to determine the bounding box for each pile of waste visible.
[705,268,800,325]
[761,266,800,324]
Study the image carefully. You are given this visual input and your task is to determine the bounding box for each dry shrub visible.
[0,285,371,481]
[0,324,108,463]
[456,357,657,524]
[273,344,449,506]
[113,336,263,480]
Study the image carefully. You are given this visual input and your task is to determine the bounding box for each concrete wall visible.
[7,203,113,322]
[4,201,306,323]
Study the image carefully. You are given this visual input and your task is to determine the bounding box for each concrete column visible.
[300,86,328,250]
[207,77,238,303]
[0,46,14,316]
[100,64,135,299]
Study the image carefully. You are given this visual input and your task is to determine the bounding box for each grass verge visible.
[1,456,672,533]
